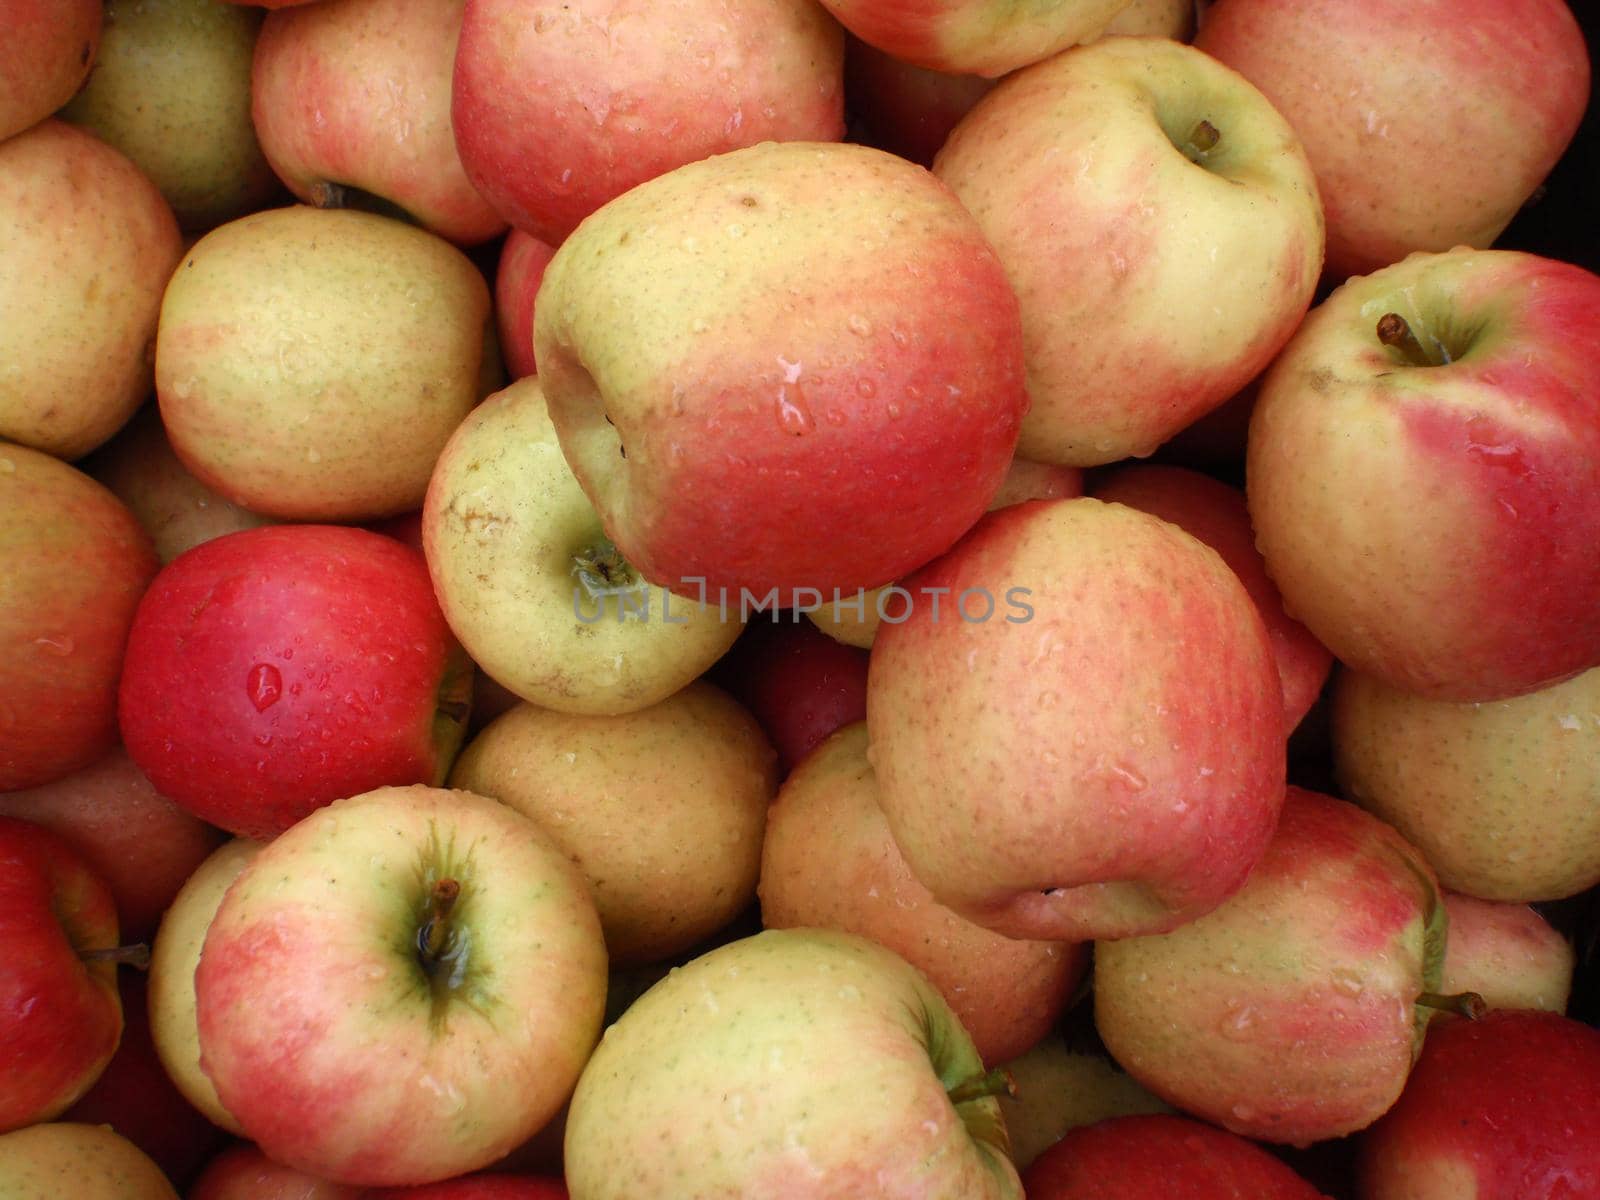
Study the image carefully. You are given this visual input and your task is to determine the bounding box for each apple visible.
[843,37,996,169]
[117,524,473,839]
[1440,892,1574,1014]
[1094,786,1465,1145]
[0,817,125,1133]
[996,1036,1170,1170]
[495,230,555,380]
[252,0,506,245]
[1024,1113,1328,1198]
[0,119,182,459]
[867,497,1285,943]
[563,927,1022,1198]
[534,139,1029,605]
[155,204,490,523]
[1357,1010,1600,1198]
[0,745,225,943]
[759,721,1085,1066]
[364,1177,568,1199]
[422,375,742,717]
[448,681,777,966]
[817,0,1132,76]
[0,0,100,143]
[189,1143,363,1200]
[451,0,846,245]
[1091,464,1332,731]
[1195,0,1591,280]
[932,36,1323,466]
[1332,661,1600,900]
[194,785,608,1187]
[0,445,158,793]
[1103,0,1195,38]
[58,0,280,231]
[0,1122,178,1200]
[1248,248,1600,702]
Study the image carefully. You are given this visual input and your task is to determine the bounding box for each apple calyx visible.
[1415,990,1488,1020]
[572,538,644,599]
[79,943,152,970]
[946,1066,1018,1106]
[1377,312,1452,367]
[1182,119,1221,164]
[416,877,462,974]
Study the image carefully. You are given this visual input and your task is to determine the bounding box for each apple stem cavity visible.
[417,877,461,969]
[572,539,642,599]
[1377,312,1451,367]
[79,943,152,970]
[1416,990,1488,1020]
[1183,119,1221,164]
[946,1066,1018,1106]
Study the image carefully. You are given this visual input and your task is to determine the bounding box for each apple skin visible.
[0,0,100,143]
[0,746,226,944]
[1024,1113,1328,1198]
[563,927,1021,1199]
[759,721,1085,1066]
[188,1143,363,1200]
[495,230,555,380]
[117,525,472,840]
[1195,0,1590,281]
[1091,464,1332,732]
[867,497,1285,943]
[996,1038,1170,1171]
[451,0,845,246]
[1357,1010,1600,1199]
[0,119,183,459]
[1439,892,1573,1014]
[933,36,1323,466]
[252,0,506,245]
[0,817,123,1134]
[843,36,995,169]
[0,445,159,793]
[363,1177,568,1199]
[195,785,608,1187]
[1248,248,1600,702]
[1332,662,1600,902]
[535,139,1028,605]
[1094,787,1446,1145]
[0,1122,179,1200]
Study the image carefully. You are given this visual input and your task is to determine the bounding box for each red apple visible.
[494,229,555,380]
[190,1143,362,1199]
[843,36,995,168]
[362,1176,568,1199]
[117,525,473,839]
[0,0,100,142]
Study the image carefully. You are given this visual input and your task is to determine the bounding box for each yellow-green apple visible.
[1357,1010,1600,1199]
[0,746,225,943]
[451,0,845,245]
[1331,664,1600,900]
[155,205,489,522]
[189,1144,362,1199]
[194,785,608,1187]
[448,682,777,966]
[818,0,1132,76]
[1103,0,1194,38]
[252,0,505,245]
[563,927,1021,1199]
[0,1,100,143]
[1195,0,1590,281]
[58,0,279,231]
[117,525,473,839]
[996,1037,1170,1170]
[1092,464,1332,732]
[758,721,1085,1065]
[1024,1113,1328,1198]
[85,404,275,565]
[933,37,1323,466]
[0,120,182,459]
[0,1122,178,1200]
[1440,892,1573,1014]
[807,455,1082,649]
[534,140,1028,604]
[422,376,740,716]
[147,837,260,1135]
[495,230,555,380]
[1094,786,1469,1145]
[0,445,158,792]
[1248,249,1600,702]
[867,497,1285,943]
[0,818,126,1133]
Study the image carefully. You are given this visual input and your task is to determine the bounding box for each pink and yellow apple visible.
[0,0,100,143]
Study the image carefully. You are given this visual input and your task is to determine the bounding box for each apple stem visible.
[1184,119,1220,162]
[947,1066,1017,1106]
[79,944,151,970]
[1377,312,1450,367]
[417,877,460,967]
[572,539,640,598]
[1416,990,1487,1020]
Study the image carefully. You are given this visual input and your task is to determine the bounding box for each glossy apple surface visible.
[1440,892,1573,1013]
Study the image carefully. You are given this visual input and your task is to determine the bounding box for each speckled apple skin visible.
[1438,893,1573,1014]
[867,497,1285,943]
[1333,664,1600,902]
[535,140,1028,605]
[0,1123,178,1200]
[564,928,1021,1199]
[0,0,100,142]
[1094,787,1443,1146]
[0,120,181,459]
[195,786,608,1188]
[1248,249,1600,703]
[759,722,1084,1066]
[156,205,489,522]
[1196,0,1590,280]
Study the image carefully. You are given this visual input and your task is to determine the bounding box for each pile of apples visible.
[4,0,1600,1196]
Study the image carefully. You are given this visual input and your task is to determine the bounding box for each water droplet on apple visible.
[1558,713,1583,731]
[1331,968,1365,998]
[33,633,74,656]
[885,401,903,420]
[0,457,13,473]
[1038,690,1060,710]
[848,314,873,337]
[305,447,322,464]
[776,392,813,436]
[247,663,284,711]
[1230,1102,1258,1124]
[1219,1006,1257,1040]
